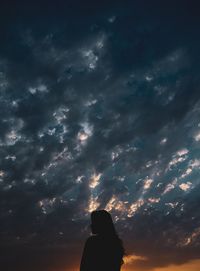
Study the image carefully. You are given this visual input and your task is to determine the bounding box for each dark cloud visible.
[0,1,200,270]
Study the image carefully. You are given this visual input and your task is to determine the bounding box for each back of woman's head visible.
[91,210,116,236]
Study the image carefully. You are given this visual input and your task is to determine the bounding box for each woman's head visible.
[90,209,125,263]
[90,209,117,235]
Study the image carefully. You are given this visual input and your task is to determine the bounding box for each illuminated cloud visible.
[179,227,200,247]
[194,132,200,141]
[28,84,48,95]
[143,178,153,190]
[148,197,160,203]
[77,122,93,143]
[123,254,147,264]
[179,182,192,191]
[162,179,177,194]
[167,149,189,171]
[87,196,100,213]
[105,196,128,214]
[0,170,5,177]
[128,199,145,217]
[160,137,167,145]
[89,173,102,189]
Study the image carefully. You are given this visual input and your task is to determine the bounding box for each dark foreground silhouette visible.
[80,210,125,271]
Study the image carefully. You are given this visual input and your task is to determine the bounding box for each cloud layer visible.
[0,1,200,270]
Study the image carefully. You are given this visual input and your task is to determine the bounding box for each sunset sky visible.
[0,1,200,271]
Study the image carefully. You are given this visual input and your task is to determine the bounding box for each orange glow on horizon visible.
[121,258,200,271]
[154,259,200,271]
[69,258,200,271]
[69,257,200,271]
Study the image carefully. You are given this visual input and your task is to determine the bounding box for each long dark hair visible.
[91,210,125,261]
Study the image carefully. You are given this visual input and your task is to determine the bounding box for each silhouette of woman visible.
[80,210,125,271]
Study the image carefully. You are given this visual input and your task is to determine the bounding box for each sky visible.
[0,1,200,271]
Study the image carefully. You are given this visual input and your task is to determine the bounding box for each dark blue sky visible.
[0,1,200,271]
